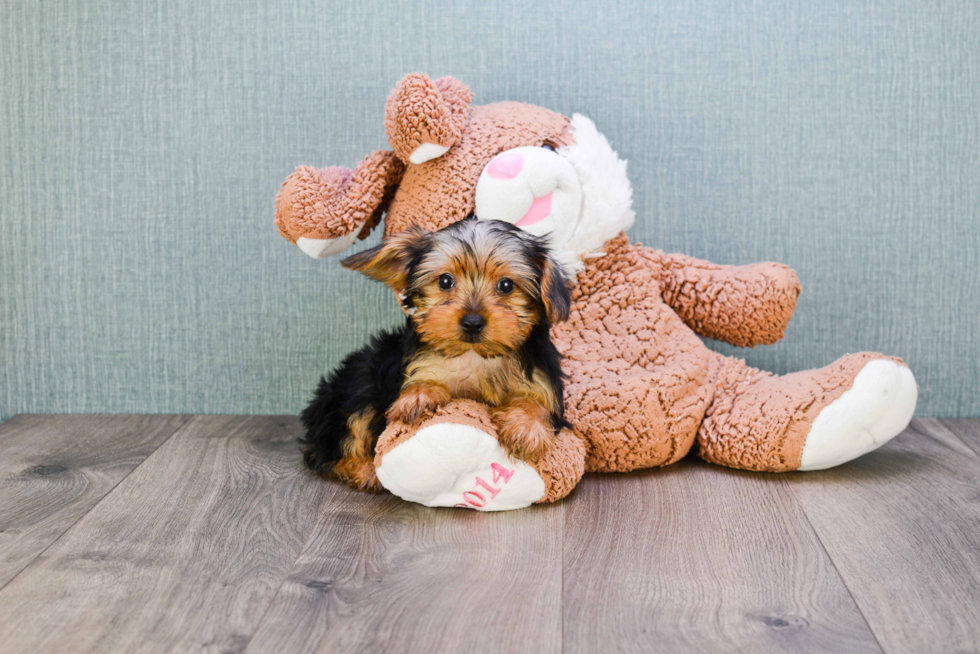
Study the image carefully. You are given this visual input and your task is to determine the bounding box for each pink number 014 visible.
[455,463,515,508]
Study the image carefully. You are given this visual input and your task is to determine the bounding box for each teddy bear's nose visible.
[486,152,524,180]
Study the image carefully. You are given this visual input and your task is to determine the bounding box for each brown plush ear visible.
[539,257,571,323]
[341,226,431,290]
[384,73,472,164]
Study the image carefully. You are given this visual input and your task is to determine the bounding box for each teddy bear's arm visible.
[653,251,801,347]
[274,150,405,257]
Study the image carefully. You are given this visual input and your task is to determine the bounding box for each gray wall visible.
[2,0,978,421]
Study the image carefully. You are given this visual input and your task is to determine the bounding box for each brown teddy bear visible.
[275,73,918,511]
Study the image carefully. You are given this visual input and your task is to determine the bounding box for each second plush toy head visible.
[275,72,634,275]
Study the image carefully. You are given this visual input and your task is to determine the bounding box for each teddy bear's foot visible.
[698,352,916,472]
[375,421,546,511]
[798,359,918,470]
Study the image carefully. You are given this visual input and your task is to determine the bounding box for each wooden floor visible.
[0,417,978,653]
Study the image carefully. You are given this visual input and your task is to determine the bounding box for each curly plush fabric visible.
[555,235,712,472]
[655,252,801,347]
[554,235,882,473]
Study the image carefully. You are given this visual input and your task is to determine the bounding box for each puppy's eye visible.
[541,143,557,152]
[438,273,455,291]
[496,278,514,295]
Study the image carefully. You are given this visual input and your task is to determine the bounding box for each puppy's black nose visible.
[459,313,486,336]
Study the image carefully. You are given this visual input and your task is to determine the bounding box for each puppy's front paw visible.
[387,385,452,426]
[492,404,555,461]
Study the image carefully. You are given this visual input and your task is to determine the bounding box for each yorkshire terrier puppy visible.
[300,217,571,492]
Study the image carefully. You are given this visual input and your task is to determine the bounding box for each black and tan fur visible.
[300,218,571,491]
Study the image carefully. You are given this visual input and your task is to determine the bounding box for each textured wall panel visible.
[1,0,978,420]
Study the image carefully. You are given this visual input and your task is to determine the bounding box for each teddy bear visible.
[275,73,918,511]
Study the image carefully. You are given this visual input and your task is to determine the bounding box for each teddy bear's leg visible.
[373,400,585,511]
[697,352,917,472]
[564,363,710,473]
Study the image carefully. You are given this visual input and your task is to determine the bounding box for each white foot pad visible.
[799,360,918,471]
[375,422,546,511]
[296,231,360,259]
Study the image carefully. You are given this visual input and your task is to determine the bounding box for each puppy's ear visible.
[341,227,430,290]
[539,256,571,323]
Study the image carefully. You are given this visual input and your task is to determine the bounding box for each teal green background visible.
[2,0,978,421]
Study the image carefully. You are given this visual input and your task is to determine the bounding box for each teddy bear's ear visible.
[384,73,472,165]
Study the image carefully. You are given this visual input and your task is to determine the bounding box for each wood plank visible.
[0,414,190,588]
[940,417,980,458]
[244,488,563,654]
[787,418,980,653]
[563,460,881,653]
[0,415,330,654]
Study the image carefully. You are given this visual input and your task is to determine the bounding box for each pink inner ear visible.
[516,193,553,227]
[487,153,524,180]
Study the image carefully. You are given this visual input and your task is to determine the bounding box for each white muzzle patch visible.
[474,145,582,247]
